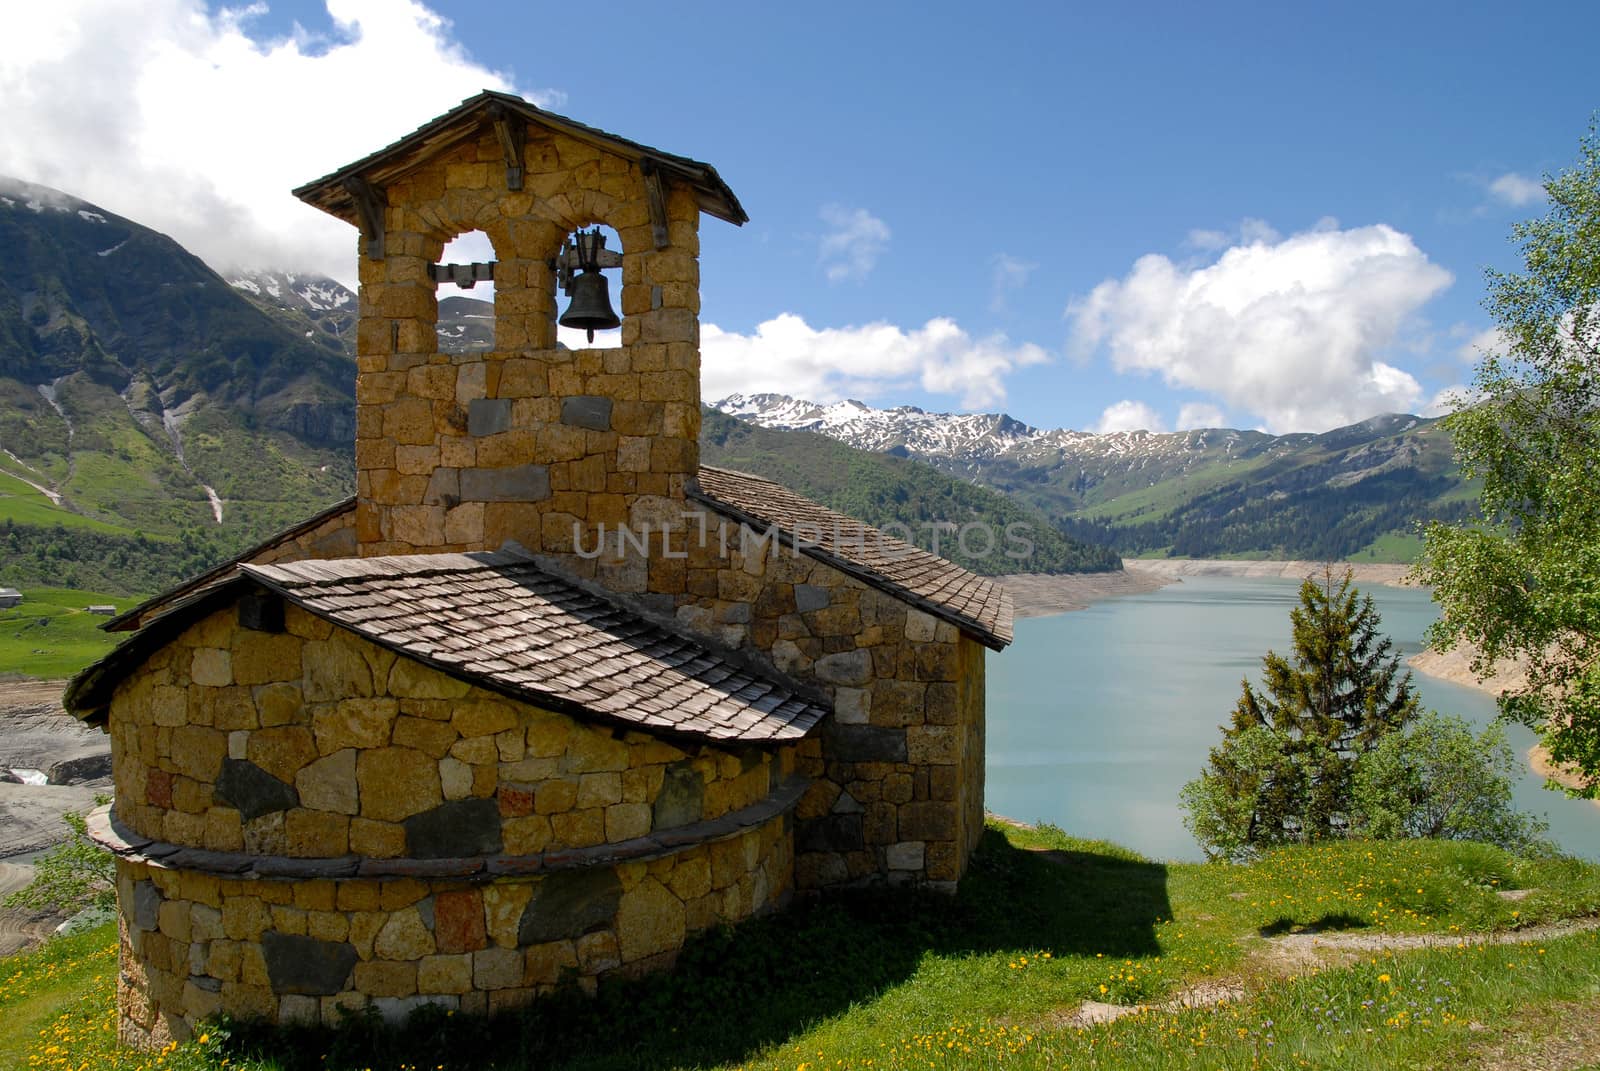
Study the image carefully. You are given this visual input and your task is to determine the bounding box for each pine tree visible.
[1181,566,1420,858]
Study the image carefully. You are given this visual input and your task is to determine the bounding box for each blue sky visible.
[4,2,1597,434]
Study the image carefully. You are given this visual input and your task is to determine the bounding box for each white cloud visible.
[0,1,558,287]
[1067,221,1453,433]
[1185,229,1230,251]
[1093,400,1167,434]
[989,253,1036,312]
[1488,172,1545,207]
[1455,325,1507,363]
[817,205,890,283]
[1176,402,1227,430]
[1422,384,1482,416]
[702,314,1048,409]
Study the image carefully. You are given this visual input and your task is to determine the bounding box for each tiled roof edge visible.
[687,482,1011,651]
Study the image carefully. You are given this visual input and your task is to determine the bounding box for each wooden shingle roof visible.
[69,551,827,745]
[245,552,825,744]
[694,466,1013,650]
[293,90,746,227]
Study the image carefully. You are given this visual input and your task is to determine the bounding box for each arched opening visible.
[435,230,496,354]
[554,223,624,351]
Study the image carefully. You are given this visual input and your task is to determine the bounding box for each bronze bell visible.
[559,269,621,343]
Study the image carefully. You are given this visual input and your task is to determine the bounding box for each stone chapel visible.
[65,91,1013,1048]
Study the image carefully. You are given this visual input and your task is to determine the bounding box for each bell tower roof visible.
[293,89,747,228]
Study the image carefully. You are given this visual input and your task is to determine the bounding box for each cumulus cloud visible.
[1176,402,1227,430]
[0,1,556,286]
[1455,325,1507,363]
[817,205,890,282]
[702,314,1048,409]
[989,253,1036,312]
[1488,172,1545,207]
[1093,400,1167,434]
[1067,221,1453,433]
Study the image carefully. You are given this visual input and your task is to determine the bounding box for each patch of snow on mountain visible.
[97,239,128,257]
[230,277,261,294]
[77,209,106,223]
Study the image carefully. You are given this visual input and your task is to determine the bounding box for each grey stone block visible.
[518,867,622,943]
[652,761,705,831]
[795,584,831,612]
[561,395,613,431]
[796,814,863,854]
[814,649,872,686]
[404,798,503,859]
[215,759,299,820]
[262,932,358,996]
[131,880,161,931]
[468,398,513,436]
[825,724,907,763]
[460,464,550,503]
[424,467,460,506]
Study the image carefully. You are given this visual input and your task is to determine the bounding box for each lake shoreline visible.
[1002,563,1594,802]
[1002,558,1418,621]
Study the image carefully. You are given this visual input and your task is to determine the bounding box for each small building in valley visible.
[66,92,1012,1049]
[0,587,21,608]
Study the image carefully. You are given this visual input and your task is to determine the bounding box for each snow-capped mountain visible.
[710,393,1463,560]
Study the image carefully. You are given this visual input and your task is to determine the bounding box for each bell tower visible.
[293,92,746,561]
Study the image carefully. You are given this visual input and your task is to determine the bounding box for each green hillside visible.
[700,410,1120,575]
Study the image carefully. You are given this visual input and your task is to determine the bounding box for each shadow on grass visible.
[221,830,1171,1071]
[1257,912,1370,937]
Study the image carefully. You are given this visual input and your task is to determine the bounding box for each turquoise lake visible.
[986,575,1600,863]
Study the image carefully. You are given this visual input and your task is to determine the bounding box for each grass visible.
[4,825,1599,1070]
[1348,532,1425,564]
[0,470,136,536]
[0,586,147,679]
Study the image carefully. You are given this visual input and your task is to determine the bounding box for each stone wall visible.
[353,126,703,558]
[542,505,987,890]
[99,591,802,1045]
[106,808,790,1047]
[107,601,794,859]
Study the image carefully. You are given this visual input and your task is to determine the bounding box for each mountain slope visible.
[712,394,1474,562]
[0,178,355,588]
[700,410,1120,575]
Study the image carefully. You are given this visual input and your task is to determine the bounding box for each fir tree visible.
[1181,566,1420,858]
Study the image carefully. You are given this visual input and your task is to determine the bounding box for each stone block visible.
[434,889,489,953]
[518,868,621,944]
[615,877,685,963]
[473,946,525,990]
[886,841,926,871]
[824,724,907,763]
[191,648,232,687]
[834,687,870,725]
[392,716,457,758]
[353,960,418,998]
[605,802,652,842]
[561,395,613,431]
[284,809,349,856]
[468,397,513,436]
[253,682,304,727]
[312,698,397,753]
[652,761,704,830]
[897,802,958,843]
[403,798,503,858]
[813,649,872,686]
[795,813,863,854]
[375,908,436,960]
[169,725,226,782]
[388,658,470,700]
[460,464,550,503]
[417,954,473,994]
[261,933,357,996]
[534,778,578,814]
[905,609,939,643]
[215,759,299,820]
[906,725,958,765]
[357,748,442,822]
